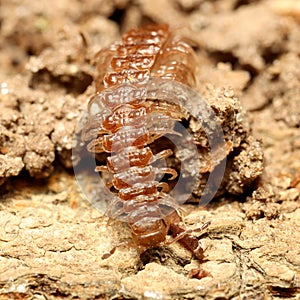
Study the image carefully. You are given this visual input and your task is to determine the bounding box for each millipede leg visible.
[95,165,108,172]
[155,167,178,180]
[157,182,170,193]
[102,241,137,259]
[105,196,126,220]
[151,149,173,163]
[147,101,185,120]
[167,221,211,260]
[87,136,105,153]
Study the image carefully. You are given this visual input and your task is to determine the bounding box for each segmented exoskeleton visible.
[81,24,208,258]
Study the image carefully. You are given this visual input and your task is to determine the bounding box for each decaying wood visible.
[0,0,299,299]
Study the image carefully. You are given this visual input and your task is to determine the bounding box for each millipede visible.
[78,24,216,260]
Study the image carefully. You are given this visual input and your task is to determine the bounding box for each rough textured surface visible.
[0,0,299,299]
[0,24,263,197]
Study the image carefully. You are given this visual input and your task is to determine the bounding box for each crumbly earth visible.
[0,0,299,299]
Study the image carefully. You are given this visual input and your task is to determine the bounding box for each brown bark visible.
[1,0,299,299]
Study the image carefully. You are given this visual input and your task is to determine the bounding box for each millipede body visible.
[81,24,208,258]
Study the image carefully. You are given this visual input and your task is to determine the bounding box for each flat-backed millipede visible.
[80,24,210,259]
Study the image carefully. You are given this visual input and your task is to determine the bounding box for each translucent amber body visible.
[82,24,202,255]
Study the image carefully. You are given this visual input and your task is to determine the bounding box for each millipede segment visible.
[82,24,206,258]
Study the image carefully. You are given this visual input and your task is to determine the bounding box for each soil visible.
[0,0,299,299]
